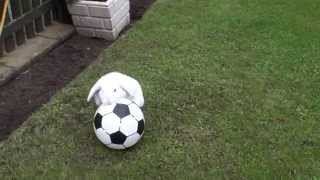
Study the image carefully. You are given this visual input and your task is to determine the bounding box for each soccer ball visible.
[93,98,145,149]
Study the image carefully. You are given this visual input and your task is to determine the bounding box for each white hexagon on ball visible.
[94,128,111,145]
[120,116,138,136]
[107,144,126,150]
[124,133,141,148]
[101,113,121,134]
[95,104,115,116]
[129,103,144,121]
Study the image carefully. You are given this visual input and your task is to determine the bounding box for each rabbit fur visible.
[87,72,144,107]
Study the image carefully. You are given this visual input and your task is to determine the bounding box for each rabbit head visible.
[87,72,144,107]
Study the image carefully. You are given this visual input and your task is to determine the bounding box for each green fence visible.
[0,0,69,56]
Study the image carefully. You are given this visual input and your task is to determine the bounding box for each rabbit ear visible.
[132,90,144,107]
[120,84,144,107]
[87,80,101,102]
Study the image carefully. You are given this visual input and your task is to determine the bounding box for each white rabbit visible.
[87,72,144,107]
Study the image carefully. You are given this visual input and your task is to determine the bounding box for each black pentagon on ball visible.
[113,104,130,118]
[110,131,127,144]
[137,120,144,135]
[94,113,103,129]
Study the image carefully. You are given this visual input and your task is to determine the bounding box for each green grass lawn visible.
[1,0,320,179]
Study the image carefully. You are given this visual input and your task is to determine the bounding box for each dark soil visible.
[0,0,155,141]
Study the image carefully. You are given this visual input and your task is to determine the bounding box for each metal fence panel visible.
[0,0,67,56]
